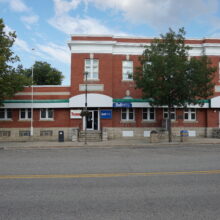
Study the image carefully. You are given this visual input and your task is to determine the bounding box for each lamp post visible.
[84,71,88,145]
[30,48,35,137]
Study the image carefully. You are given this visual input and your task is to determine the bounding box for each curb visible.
[2,141,220,150]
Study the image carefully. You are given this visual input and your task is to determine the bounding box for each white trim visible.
[142,108,155,121]
[79,84,104,91]
[68,40,220,56]
[70,34,220,41]
[84,59,99,80]
[40,108,54,120]
[19,108,31,120]
[211,96,220,108]
[0,109,12,120]
[69,93,113,107]
[1,103,69,109]
[15,92,70,96]
[184,108,196,121]
[121,108,135,121]
[25,85,70,87]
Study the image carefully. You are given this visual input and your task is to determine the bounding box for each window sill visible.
[142,120,156,123]
[183,120,198,123]
[120,120,136,123]
[84,79,100,82]
[19,119,31,121]
[40,119,54,121]
[121,79,133,82]
[0,119,12,121]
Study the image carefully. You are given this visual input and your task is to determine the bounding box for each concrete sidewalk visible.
[1,137,220,150]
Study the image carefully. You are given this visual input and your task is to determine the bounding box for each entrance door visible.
[85,110,99,130]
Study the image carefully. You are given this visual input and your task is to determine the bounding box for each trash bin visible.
[180,130,188,142]
[58,131,64,142]
[150,130,159,143]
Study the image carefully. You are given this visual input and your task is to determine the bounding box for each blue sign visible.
[100,110,112,119]
[113,102,132,108]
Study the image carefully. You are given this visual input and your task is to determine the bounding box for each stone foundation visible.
[105,127,214,140]
[0,126,214,141]
[0,127,79,142]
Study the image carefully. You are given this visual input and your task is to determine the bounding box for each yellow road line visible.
[0,170,220,179]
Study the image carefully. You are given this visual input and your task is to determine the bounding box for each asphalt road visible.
[0,144,220,219]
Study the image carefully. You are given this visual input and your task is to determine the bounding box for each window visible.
[0,109,12,120]
[184,108,196,121]
[84,59,99,80]
[143,108,155,121]
[20,108,31,120]
[0,131,11,137]
[163,108,176,120]
[121,108,135,121]
[122,61,133,80]
[143,61,152,71]
[40,130,53,136]
[40,109,54,120]
[19,130,30,136]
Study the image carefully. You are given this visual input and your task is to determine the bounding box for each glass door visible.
[86,111,93,130]
[85,110,99,130]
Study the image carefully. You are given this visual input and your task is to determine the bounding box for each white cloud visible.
[49,0,127,35]
[49,0,219,35]
[53,0,81,15]
[4,25,31,52]
[9,0,29,12]
[21,15,39,29]
[49,14,116,35]
[21,15,39,25]
[88,0,219,29]
[37,43,70,64]
[14,38,31,53]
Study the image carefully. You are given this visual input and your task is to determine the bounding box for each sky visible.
[1,0,220,85]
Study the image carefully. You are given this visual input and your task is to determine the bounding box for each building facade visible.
[1,35,220,141]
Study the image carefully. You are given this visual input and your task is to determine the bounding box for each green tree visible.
[23,61,64,85]
[134,28,216,142]
[0,18,30,105]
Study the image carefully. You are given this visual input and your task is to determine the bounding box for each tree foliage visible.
[134,28,216,141]
[0,18,30,105]
[23,61,64,85]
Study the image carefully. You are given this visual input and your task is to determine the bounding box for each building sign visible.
[113,102,132,108]
[100,110,112,119]
[70,110,82,119]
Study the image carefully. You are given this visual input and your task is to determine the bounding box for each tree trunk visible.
[168,104,172,142]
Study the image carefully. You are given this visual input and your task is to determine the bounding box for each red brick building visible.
[1,35,220,141]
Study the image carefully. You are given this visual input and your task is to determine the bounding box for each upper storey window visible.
[122,61,133,80]
[84,59,99,80]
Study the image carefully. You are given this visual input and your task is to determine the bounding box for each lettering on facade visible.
[113,102,132,108]
[100,110,112,119]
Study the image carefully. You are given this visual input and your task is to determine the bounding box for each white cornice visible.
[68,40,220,56]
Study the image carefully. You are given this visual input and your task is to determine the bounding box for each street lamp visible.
[30,48,35,137]
[84,71,88,144]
